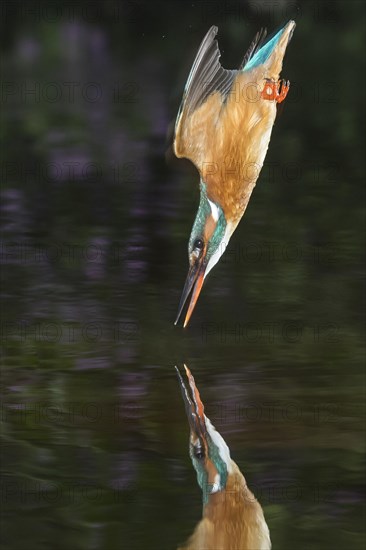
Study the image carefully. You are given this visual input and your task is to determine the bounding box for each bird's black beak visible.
[175,365,206,437]
[174,259,206,328]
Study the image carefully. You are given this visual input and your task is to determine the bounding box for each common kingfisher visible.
[176,365,271,550]
[174,21,296,327]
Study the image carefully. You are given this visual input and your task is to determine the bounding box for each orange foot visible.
[261,79,290,103]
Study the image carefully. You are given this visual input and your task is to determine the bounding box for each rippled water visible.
[1,2,364,549]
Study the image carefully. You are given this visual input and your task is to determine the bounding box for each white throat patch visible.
[205,416,233,474]
[204,221,235,279]
[208,198,220,222]
[210,473,222,493]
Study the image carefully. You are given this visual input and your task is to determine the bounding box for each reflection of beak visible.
[175,365,206,436]
[174,259,206,328]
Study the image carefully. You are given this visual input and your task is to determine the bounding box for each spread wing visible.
[173,26,266,173]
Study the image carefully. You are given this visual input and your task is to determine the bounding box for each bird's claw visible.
[261,79,290,103]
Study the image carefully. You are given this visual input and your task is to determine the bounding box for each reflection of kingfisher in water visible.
[174,21,296,327]
[176,365,271,549]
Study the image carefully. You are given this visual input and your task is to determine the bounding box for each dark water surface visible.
[1,2,365,549]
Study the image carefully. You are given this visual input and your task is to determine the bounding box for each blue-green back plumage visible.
[189,180,226,258]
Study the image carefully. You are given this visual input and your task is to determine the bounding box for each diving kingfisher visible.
[174,21,296,327]
[175,365,271,550]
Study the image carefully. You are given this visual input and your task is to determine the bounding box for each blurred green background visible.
[1,1,365,549]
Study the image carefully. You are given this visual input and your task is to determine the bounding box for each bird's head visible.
[175,181,232,327]
[176,365,233,504]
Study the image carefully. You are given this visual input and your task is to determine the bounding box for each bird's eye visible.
[194,446,205,460]
[193,239,204,251]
